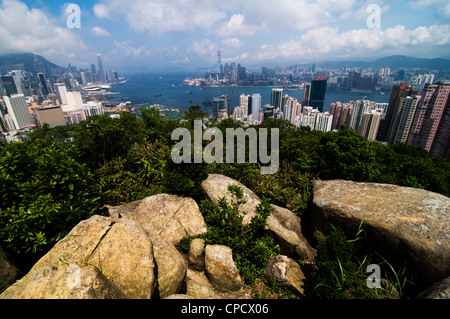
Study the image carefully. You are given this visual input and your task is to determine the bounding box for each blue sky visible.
[1,0,450,72]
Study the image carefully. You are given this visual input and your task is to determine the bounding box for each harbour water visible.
[109,72,391,114]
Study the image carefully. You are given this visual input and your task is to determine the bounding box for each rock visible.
[265,255,306,296]
[0,263,127,299]
[87,218,156,299]
[201,174,315,261]
[204,245,242,292]
[152,236,187,298]
[201,174,260,225]
[0,245,16,293]
[311,180,450,289]
[1,215,157,299]
[417,276,450,299]
[120,194,207,248]
[186,269,222,299]
[269,205,315,261]
[188,238,205,271]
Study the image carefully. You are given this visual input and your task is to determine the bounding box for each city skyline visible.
[0,0,450,72]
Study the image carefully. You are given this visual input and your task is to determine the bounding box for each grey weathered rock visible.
[201,174,315,261]
[311,180,450,289]
[0,245,16,293]
[417,276,450,299]
[164,294,196,299]
[120,194,207,248]
[188,238,206,271]
[152,236,187,298]
[0,263,127,299]
[265,255,306,296]
[205,245,242,292]
[186,268,222,299]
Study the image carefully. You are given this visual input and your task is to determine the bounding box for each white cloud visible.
[92,26,111,37]
[248,23,450,63]
[0,0,88,64]
[109,40,151,58]
[188,39,217,56]
[221,37,244,49]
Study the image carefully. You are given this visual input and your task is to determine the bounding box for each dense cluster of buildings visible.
[0,54,114,142]
[213,76,449,159]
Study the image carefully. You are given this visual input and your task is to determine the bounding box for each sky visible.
[0,0,450,72]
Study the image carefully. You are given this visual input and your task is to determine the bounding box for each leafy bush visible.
[185,185,281,285]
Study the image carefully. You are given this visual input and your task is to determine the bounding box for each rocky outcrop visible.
[119,194,207,249]
[201,174,315,261]
[0,263,127,299]
[311,180,450,289]
[265,255,306,296]
[0,245,16,293]
[205,245,243,292]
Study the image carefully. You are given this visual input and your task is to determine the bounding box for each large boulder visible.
[265,255,306,296]
[417,276,450,299]
[201,174,315,261]
[185,268,222,299]
[0,263,127,299]
[152,236,187,298]
[205,245,242,292]
[86,218,156,299]
[0,245,16,293]
[311,180,450,289]
[1,215,156,299]
[116,194,207,249]
[188,238,206,271]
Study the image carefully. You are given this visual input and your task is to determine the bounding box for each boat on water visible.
[186,91,193,94]
[155,94,162,97]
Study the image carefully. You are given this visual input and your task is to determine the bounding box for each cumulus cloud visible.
[221,37,244,49]
[0,0,87,63]
[249,23,450,63]
[92,26,111,37]
[188,39,217,56]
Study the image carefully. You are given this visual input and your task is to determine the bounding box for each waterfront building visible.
[310,77,327,112]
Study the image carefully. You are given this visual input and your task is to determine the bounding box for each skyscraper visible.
[302,84,311,106]
[330,102,353,130]
[97,54,106,83]
[407,82,450,156]
[357,111,382,141]
[3,94,34,130]
[38,73,49,96]
[252,93,261,122]
[389,95,421,145]
[212,95,230,118]
[377,83,419,142]
[270,88,283,110]
[0,75,18,96]
[309,77,327,112]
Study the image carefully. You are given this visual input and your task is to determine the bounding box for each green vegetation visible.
[0,107,448,297]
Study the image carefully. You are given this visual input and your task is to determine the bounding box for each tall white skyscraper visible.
[251,93,261,122]
[54,84,68,106]
[97,54,106,83]
[3,94,34,130]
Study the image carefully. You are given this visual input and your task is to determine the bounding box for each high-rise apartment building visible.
[54,84,68,106]
[330,102,353,130]
[377,83,419,142]
[357,111,382,141]
[38,73,49,96]
[0,75,18,96]
[407,82,450,157]
[389,95,421,145]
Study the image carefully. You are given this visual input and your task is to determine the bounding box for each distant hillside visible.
[0,52,61,75]
[319,55,450,71]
